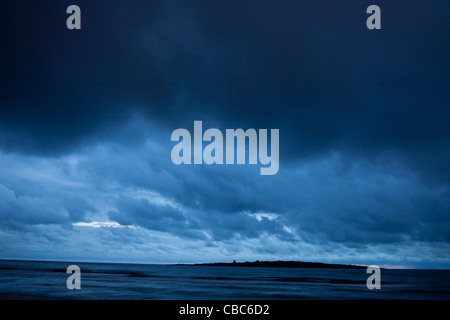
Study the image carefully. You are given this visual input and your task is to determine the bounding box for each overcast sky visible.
[1,1,449,268]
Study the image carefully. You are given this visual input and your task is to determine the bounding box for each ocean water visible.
[0,260,449,300]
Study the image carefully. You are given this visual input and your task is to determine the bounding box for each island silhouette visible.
[177,260,368,269]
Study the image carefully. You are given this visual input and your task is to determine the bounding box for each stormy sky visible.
[1,1,449,268]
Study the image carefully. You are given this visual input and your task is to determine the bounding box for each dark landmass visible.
[178,260,368,269]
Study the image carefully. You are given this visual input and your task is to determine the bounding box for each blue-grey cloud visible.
[0,116,448,267]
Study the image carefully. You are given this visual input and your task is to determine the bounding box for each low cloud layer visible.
[0,117,448,268]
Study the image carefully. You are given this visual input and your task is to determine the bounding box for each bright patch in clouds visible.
[248,213,279,222]
[73,221,137,229]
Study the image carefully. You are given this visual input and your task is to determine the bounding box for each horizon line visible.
[0,257,445,270]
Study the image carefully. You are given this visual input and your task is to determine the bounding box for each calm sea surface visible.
[0,260,449,300]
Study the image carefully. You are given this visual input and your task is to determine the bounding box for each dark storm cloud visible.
[2,1,449,179]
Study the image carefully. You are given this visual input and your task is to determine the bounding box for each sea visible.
[0,259,449,300]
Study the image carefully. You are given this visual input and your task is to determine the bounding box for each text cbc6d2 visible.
[223,305,270,315]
